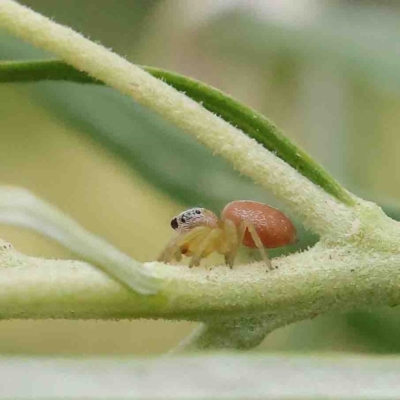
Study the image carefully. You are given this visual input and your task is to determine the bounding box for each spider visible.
[158,200,297,270]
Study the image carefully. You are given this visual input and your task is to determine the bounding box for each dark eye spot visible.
[181,216,186,223]
[195,210,201,214]
[171,217,178,230]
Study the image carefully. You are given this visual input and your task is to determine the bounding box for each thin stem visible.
[0,60,354,206]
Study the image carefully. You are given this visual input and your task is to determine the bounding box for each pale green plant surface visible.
[0,355,399,399]
[0,0,400,361]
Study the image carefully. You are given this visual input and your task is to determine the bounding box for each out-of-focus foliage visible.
[1,355,400,399]
[198,6,400,94]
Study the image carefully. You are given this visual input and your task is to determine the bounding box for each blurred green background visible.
[1,0,400,355]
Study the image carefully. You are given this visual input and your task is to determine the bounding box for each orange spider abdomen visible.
[221,200,297,249]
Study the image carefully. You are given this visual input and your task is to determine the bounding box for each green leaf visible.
[0,59,99,83]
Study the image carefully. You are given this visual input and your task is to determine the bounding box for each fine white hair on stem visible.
[0,237,399,323]
[0,0,359,237]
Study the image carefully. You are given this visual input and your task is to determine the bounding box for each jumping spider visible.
[158,200,296,269]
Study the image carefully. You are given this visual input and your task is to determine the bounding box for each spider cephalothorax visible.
[170,208,218,232]
[158,201,297,269]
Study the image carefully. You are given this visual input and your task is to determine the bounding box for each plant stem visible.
[0,60,355,206]
[0,186,399,340]
[1,240,400,321]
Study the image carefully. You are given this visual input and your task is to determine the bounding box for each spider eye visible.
[195,210,201,214]
[171,217,178,230]
[181,216,186,223]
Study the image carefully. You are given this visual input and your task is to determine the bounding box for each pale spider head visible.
[171,207,218,232]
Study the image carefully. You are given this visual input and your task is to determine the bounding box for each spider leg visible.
[239,221,273,270]
[157,235,177,262]
[189,228,222,267]
[223,219,239,268]
[158,226,206,263]
[173,246,182,262]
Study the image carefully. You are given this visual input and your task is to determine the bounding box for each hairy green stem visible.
[0,187,398,323]
[0,60,354,206]
[1,185,399,352]
[0,240,400,322]
[0,186,398,328]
